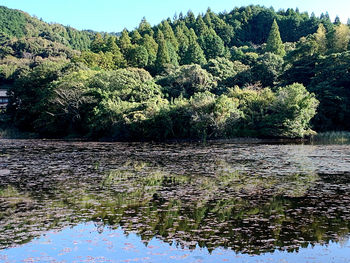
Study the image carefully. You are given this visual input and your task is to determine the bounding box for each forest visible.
[0,5,349,140]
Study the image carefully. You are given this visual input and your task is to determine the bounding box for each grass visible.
[0,127,37,139]
[311,131,350,143]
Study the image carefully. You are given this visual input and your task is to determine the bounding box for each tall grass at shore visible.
[311,131,350,143]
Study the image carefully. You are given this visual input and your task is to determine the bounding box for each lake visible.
[0,139,350,262]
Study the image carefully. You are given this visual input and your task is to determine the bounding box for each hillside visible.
[0,6,94,50]
[0,5,349,140]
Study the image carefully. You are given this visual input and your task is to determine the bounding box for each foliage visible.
[157,64,216,98]
[266,20,286,57]
[3,4,350,139]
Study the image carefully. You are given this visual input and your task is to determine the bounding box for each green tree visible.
[138,17,154,36]
[314,24,327,54]
[270,83,319,138]
[175,23,190,65]
[118,29,132,57]
[129,45,149,68]
[130,30,143,45]
[330,24,350,53]
[155,31,170,71]
[183,29,207,65]
[252,52,284,87]
[198,28,225,60]
[266,19,286,57]
[140,34,158,67]
[157,64,216,98]
[8,61,66,133]
[90,33,105,53]
[160,20,179,51]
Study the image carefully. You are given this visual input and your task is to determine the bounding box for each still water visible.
[0,139,349,262]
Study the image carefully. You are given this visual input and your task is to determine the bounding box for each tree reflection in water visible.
[0,140,350,256]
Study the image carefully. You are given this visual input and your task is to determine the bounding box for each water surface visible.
[0,140,350,262]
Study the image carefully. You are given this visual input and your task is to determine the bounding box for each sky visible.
[1,0,349,32]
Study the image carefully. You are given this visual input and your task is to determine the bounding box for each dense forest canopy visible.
[0,5,349,140]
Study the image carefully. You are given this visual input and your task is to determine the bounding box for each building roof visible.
[0,90,8,97]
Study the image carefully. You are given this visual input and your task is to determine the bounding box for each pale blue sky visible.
[1,0,349,32]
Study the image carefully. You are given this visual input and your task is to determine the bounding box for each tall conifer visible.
[266,19,286,57]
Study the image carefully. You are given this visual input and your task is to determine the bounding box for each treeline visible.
[0,5,349,140]
[0,6,94,50]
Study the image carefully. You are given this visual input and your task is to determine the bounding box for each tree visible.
[118,29,132,57]
[175,23,190,64]
[266,19,286,57]
[329,24,350,53]
[194,15,209,36]
[138,17,153,36]
[8,61,66,133]
[270,83,319,138]
[198,29,225,60]
[140,34,158,67]
[130,30,142,45]
[204,57,249,88]
[183,29,206,65]
[252,52,284,87]
[90,33,105,53]
[157,64,216,98]
[129,45,149,68]
[314,24,327,54]
[160,20,179,51]
[155,31,170,71]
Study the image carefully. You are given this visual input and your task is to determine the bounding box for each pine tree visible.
[266,19,286,57]
[185,11,196,29]
[334,16,341,25]
[203,10,212,27]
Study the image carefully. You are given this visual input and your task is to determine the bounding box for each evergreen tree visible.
[185,11,196,29]
[105,36,118,53]
[266,19,286,57]
[104,36,127,68]
[138,17,153,36]
[140,34,158,66]
[330,24,350,53]
[166,41,179,66]
[90,33,105,53]
[199,28,225,59]
[314,24,327,54]
[160,20,179,51]
[118,29,132,56]
[129,45,149,68]
[155,31,170,70]
[183,29,207,65]
[334,16,341,25]
[175,24,190,64]
[130,30,142,45]
[194,15,209,36]
[203,9,213,27]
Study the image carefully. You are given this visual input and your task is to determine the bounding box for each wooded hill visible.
[0,5,349,140]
